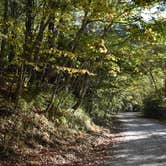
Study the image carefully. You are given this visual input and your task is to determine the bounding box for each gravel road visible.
[106,112,166,166]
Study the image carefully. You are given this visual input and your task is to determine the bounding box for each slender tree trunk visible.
[0,0,8,61]
[70,8,90,111]
[46,88,57,114]
[71,10,89,52]
[149,68,158,92]
[14,64,25,109]
[0,0,9,87]
[163,62,166,98]
[84,89,93,115]
[164,78,166,98]
[40,9,55,84]
[14,0,34,108]
[24,0,34,61]
[45,9,57,114]
[72,74,88,110]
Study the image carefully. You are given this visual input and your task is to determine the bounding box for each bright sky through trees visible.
[141,4,166,21]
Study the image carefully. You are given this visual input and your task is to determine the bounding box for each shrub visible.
[143,93,166,118]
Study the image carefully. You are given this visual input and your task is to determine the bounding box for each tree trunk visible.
[164,78,166,98]
[46,89,56,114]
[84,89,93,115]
[0,0,9,87]
[72,74,88,110]
[24,0,34,61]
[149,68,158,92]
[14,64,25,109]
[14,0,34,108]
[0,0,9,61]
[71,10,89,52]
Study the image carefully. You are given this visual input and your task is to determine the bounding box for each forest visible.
[0,0,165,165]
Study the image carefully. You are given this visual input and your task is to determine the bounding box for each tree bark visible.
[46,88,57,114]
[0,0,9,61]
[0,0,9,87]
[72,73,88,110]
[14,0,34,108]
[149,68,158,92]
[14,64,25,109]
[71,10,89,52]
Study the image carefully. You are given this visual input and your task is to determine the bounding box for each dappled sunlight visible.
[119,131,152,141]
[0,0,165,164]
[106,112,166,166]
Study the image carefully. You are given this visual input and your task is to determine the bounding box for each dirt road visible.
[106,112,166,166]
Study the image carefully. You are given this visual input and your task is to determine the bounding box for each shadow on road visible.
[106,112,166,166]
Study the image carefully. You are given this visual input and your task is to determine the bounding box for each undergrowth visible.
[0,92,102,162]
[143,89,166,119]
